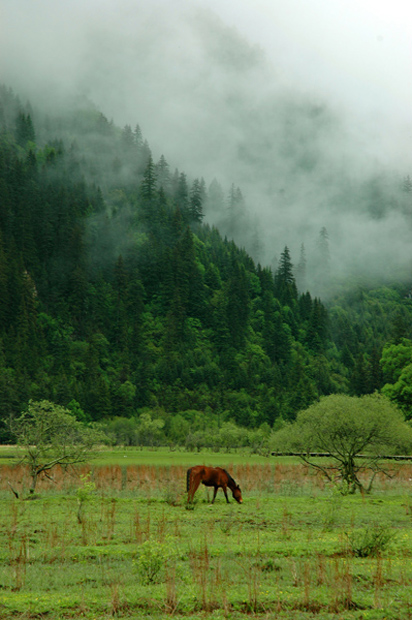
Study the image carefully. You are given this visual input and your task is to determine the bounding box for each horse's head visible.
[232,485,243,504]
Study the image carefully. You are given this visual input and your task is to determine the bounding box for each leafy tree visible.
[248,422,272,455]
[136,412,165,446]
[273,393,412,494]
[380,338,412,384]
[217,420,248,452]
[381,338,412,417]
[102,416,139,446]
[168,413,191,445]
[10,400,102,495]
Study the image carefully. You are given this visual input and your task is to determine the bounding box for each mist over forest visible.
[2,0,412,440]
[2,0,412,296]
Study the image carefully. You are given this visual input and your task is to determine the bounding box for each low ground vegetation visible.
[1,455,412,619]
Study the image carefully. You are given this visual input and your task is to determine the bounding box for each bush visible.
[345,525,395,557]
[136,538,176,583]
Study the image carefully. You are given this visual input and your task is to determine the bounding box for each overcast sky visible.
[2,0,411,140]
[2,0,412,120]
[1,0,412,284]
[206,0,412,117]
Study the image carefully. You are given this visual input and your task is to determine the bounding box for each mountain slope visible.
[1,85,412,441]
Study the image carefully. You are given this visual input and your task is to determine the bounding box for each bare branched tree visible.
[10,400,103,496]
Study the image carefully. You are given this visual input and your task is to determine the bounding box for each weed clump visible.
[136,538,176,583]
[345,525,395,557]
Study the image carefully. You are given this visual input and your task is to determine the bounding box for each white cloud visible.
[1,0,412,285]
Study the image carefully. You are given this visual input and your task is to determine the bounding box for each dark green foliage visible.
[189,178,205,223]
[274,246,297,306]
[15,111,35,147]
[140,153,157,210]
[346,525,394,558]
[1,86,412,439]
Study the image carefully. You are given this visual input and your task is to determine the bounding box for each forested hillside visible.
[1,84,412,443]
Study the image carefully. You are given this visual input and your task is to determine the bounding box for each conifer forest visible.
[1,77,412,447]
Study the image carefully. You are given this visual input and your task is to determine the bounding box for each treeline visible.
[101,413,273,454]
[1,85,412,440]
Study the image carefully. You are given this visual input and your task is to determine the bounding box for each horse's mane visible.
[223,469,237,488]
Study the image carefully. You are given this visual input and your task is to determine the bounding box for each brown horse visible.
[186,466,243,504]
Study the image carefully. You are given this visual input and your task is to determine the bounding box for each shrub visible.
[136,538,176,583]
[345,525,395,557]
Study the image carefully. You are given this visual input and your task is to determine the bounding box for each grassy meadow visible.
[1,449,412,619]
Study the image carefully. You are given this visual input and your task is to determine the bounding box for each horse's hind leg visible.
[211,486,218,504]
[186,468,192,494]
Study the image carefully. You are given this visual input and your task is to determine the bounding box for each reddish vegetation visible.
[0,460,409,496]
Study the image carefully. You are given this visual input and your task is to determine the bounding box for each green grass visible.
[0,444,297,467]
[1,451,412,619]
[91,447,283,466]
[0,445,19,466]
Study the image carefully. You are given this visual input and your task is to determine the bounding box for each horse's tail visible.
[186,468,192,492]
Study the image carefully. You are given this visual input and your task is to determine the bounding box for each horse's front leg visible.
[188,475,201,503]
[222,485,230,503]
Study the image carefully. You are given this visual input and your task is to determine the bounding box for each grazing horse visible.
[186,466,243,504]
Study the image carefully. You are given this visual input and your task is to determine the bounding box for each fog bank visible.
[1,0,412,291]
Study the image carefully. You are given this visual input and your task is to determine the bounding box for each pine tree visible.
[140,153,157,202]
[207,178,225,217]
[175,172,190,219]
[257,265,275,295]
[274,246,297,306]
[249,218,264,264]
[113,255,129,350]
[156,154,170,192]
[306,298,328,353]
[0,229,9,326]
[189,178,204,223]
[121,124,135,152]
[296,243,307,292]
[127,269,145,360]
[298,291,312,321]
[318,227,330,264]
[134,124,143,150]
[350,354,369,396]
[366,347,383,392]
[226,260,250,349]
[15,112,35,147]
[226,184,245,238]
[313,227,331,296]
[402,175,412,193]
